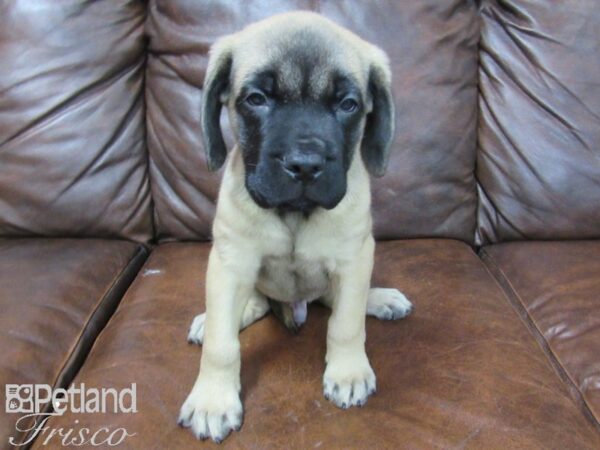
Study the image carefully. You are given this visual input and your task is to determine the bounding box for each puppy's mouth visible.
[247,184,317,213]
[276,197,319,215]
[246,180,329,214]
[245,170,345,213]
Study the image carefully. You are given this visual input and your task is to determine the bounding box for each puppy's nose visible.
[282,152,324,182]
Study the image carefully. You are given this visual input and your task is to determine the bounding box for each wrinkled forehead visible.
[230,29,368,100]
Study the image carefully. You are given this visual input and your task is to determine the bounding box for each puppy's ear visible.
[361,50,395,177]
[201,39,233,171]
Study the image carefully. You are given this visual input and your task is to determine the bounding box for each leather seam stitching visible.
[52,245,147,387]
[480,248,600,430]
[19,244,148,449]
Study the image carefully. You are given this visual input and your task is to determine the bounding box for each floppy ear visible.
[201,40,233,172]
[361,53,395,177]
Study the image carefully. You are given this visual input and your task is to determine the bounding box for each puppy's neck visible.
[277,210,305,234]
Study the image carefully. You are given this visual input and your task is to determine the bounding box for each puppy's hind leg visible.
[188,291,270,345]
[367,288,413,320]
[321,288,413,321]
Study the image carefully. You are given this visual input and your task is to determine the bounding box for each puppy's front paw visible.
[367,288,413,320]
[323,354,376,409]
[178,381,243,443]
[187,313,205,345]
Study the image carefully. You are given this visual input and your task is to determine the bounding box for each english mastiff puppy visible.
[178,11,413,443]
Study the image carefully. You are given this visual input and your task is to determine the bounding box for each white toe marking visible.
[187,313,205,345]
[367,288,413,320]
[178,381,243,443]
[323,354,376,409]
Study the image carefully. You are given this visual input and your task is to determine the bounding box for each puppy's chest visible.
[256,250,330,304]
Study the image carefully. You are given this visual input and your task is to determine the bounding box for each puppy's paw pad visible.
[323,360,376,409]
[367,288,413,320]
[187,314,206,345]
[178,385,242,443]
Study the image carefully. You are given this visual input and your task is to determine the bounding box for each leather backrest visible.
[477,0,600,244]
[0,0,153,243]
[146,0,480,243]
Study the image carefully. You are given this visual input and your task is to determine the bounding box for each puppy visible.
[178,11,413,443]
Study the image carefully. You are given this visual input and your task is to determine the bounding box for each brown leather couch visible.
[1,1,599,449]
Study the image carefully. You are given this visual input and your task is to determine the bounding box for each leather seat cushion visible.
[33,240,600,449]
[0,239,147,446]
[481,241,600,428]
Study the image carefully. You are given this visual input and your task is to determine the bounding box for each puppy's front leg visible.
[323,235,376,409]
[179,247,257,443]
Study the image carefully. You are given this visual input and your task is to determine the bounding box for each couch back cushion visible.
[0,0,153,243]
[146,0,480,242]
[477,0,600,245]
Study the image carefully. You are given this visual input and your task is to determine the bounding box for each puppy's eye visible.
[339,98,359,113]
[246,93,267,107]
